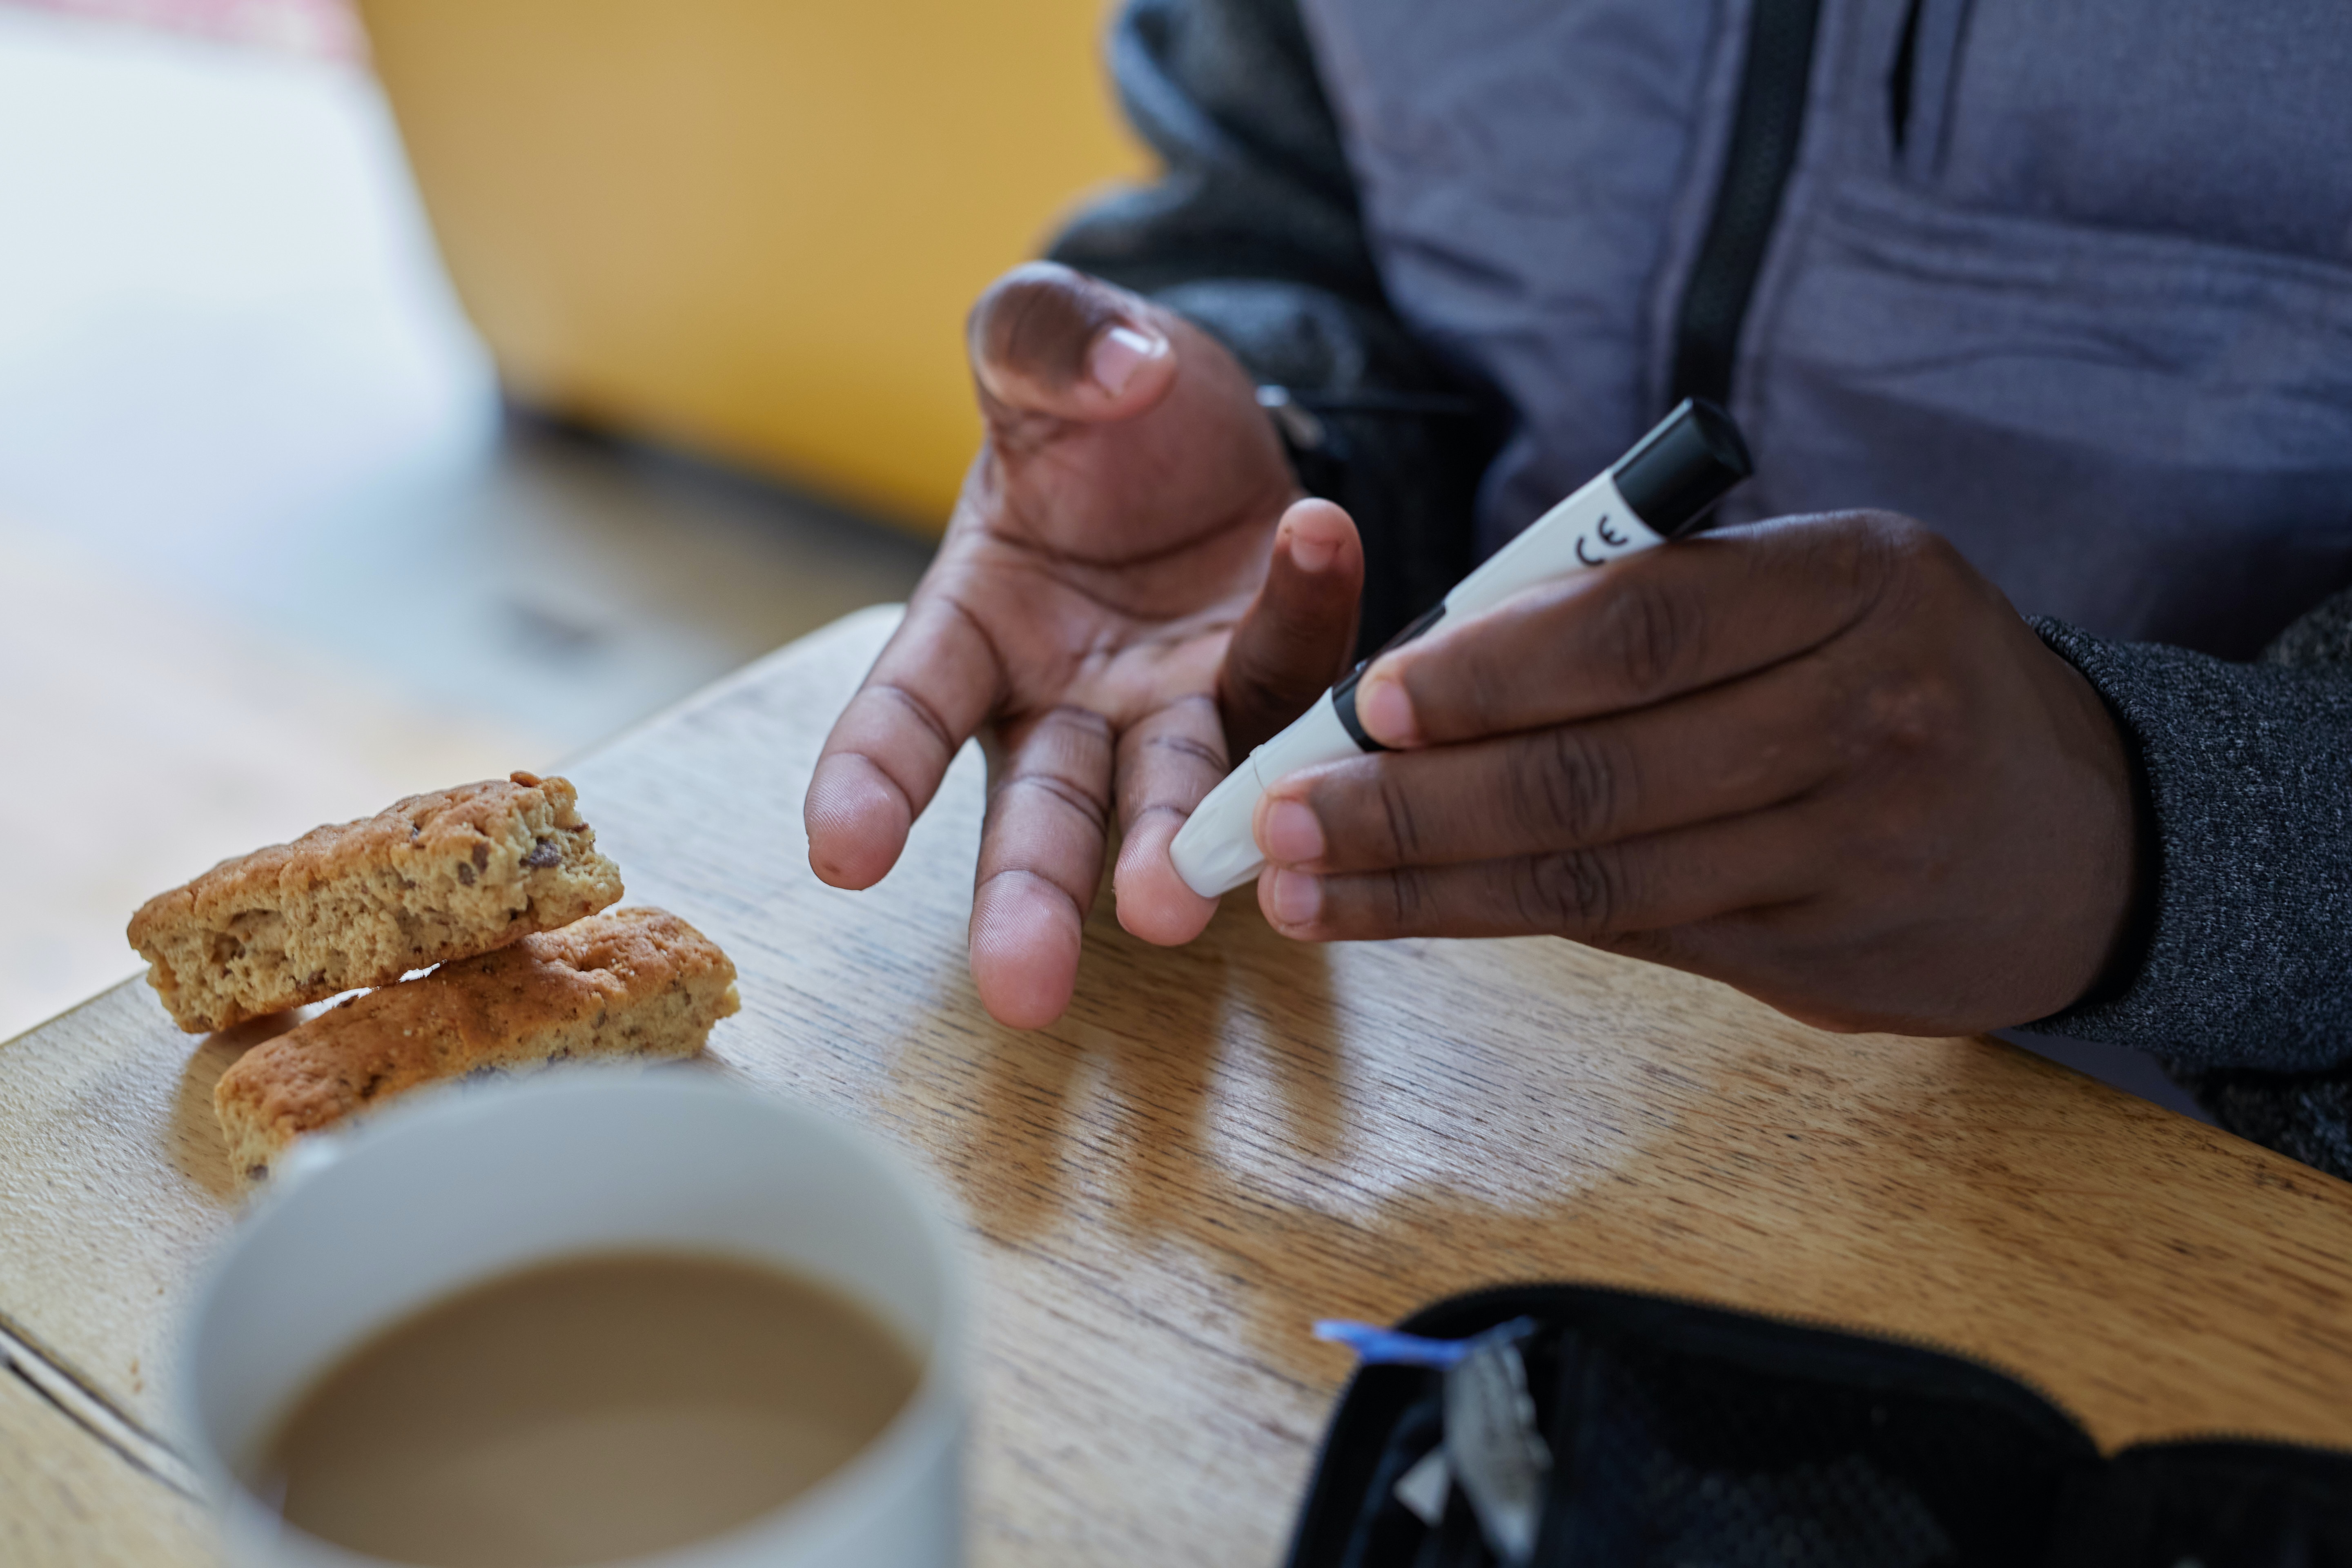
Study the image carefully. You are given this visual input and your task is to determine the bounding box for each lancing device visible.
[1171,397,1754,898]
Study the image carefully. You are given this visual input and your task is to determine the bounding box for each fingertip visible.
[1221,499,1368,755]
[1281,497,1357,548]
[969,872,1082,1029]
[1087,324,1169,397]
[804,754,911,890]
[1074,321,1177,421]
[1275,498,1361,579]
[1111,817,1218,946]
[1257,865,1327,938]
[967,263,1175,423]
[1354,669,1420,749]
[1253,793,1326,866]
[1284,533,1339,577]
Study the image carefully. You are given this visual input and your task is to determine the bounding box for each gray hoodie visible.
[1051,0,2352,1175]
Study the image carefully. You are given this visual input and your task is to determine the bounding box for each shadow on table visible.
[169,1005,322,1204]
[960,901,1344,1250]
[904,894,2319,1444]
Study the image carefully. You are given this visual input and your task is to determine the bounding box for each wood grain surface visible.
[0,1343,219,1568]
[5,604,2352,1566]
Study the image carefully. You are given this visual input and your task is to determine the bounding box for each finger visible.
[1218,499,1365,756]
[1352,510,1906,748]
[1258,809,1817,944]
[1111,693,1228,946]
[807,590,1004,890]
[969,704,1116,1029]
[1256,650,1844,873]
[968,262,1178,431]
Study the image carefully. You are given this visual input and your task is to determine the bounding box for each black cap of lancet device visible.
[1608,398,1753,538]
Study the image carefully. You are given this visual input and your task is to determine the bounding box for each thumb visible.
[1219,499,1365,757]
[967,262,1178,427]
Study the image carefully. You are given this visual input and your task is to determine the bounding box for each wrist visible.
[2042,646,2159,1016]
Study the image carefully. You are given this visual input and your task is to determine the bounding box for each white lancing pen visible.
[1170,397,1755,898]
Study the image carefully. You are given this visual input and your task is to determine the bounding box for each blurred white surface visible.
[0,6,931,1039]
[0,519,528,1033]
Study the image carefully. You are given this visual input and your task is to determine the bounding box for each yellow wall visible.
[357,0,1150,532]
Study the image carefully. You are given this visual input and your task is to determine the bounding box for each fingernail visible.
[1268,868,1323,927]
[1087,325,1163,395]
[1287,533,1339,574]
[1357,673,1418,747]
[1260,799,1325,864]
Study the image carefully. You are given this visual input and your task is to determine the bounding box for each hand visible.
[806,263,1363,1028]
[1248,510,2144,1035]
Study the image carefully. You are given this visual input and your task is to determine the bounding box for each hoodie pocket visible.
[1888,0,2352,265]
[1886,0,1971,181]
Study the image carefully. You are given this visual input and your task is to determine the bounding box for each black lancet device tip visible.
[1608,398,1753,538]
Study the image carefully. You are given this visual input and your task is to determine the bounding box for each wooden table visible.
[6,606,2352,1566]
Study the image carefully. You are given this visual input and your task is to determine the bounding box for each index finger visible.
[805,589,1004,889]
[1353,511,1903,748]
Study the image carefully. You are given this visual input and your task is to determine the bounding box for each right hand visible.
[804,263,1365,1028]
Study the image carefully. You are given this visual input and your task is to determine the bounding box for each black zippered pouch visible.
[1284,1284,2352,1568]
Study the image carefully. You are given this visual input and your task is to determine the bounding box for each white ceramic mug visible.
[181,1071,968,1568]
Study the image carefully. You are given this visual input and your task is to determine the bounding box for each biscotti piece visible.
[128,771,624,1033]
[214,906,739,1181]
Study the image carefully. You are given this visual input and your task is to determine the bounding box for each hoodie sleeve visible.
[2032,586,2352,1176]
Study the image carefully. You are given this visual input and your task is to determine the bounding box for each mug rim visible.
[180,1069,969,1568]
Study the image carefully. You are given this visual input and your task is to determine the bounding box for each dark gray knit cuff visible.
[2028,619,2352,1070]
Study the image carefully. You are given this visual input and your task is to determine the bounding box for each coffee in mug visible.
[256,1252,922,1568]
